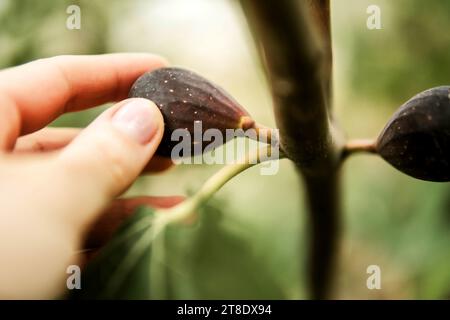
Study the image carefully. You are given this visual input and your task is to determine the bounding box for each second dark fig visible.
[129,67,255,157]
[376,86,450,182]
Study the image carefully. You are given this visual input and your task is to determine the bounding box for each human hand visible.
[0,54,180,298]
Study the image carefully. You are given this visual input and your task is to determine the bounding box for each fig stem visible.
[342,139,377,159]
[153,144,282,230]
[251,122,280,146]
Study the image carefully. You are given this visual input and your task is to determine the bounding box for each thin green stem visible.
[153,144,280,230]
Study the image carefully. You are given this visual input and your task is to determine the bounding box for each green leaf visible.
[72,207,155,299]
[72,202,285,299]
[153,202,286,299]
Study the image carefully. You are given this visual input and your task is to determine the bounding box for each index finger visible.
[0,53,167,138]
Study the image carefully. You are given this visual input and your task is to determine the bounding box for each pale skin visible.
[0,53,182,299]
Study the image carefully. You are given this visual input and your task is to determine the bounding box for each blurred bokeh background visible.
[0,0,449,299]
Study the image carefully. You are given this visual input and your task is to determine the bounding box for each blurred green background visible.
[1,0,449,299]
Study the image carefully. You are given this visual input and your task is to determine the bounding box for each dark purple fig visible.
[376,86,450,182]
[129,67,255,157]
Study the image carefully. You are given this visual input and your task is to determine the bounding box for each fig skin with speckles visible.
[376,86,450,182]
[129,67,254,157]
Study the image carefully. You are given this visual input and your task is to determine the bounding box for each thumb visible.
[57,98,165,226]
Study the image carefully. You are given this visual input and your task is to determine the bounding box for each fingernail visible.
[112,99,160,145]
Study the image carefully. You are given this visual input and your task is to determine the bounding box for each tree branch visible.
[241,0,343,298]
[309,0,332,104]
